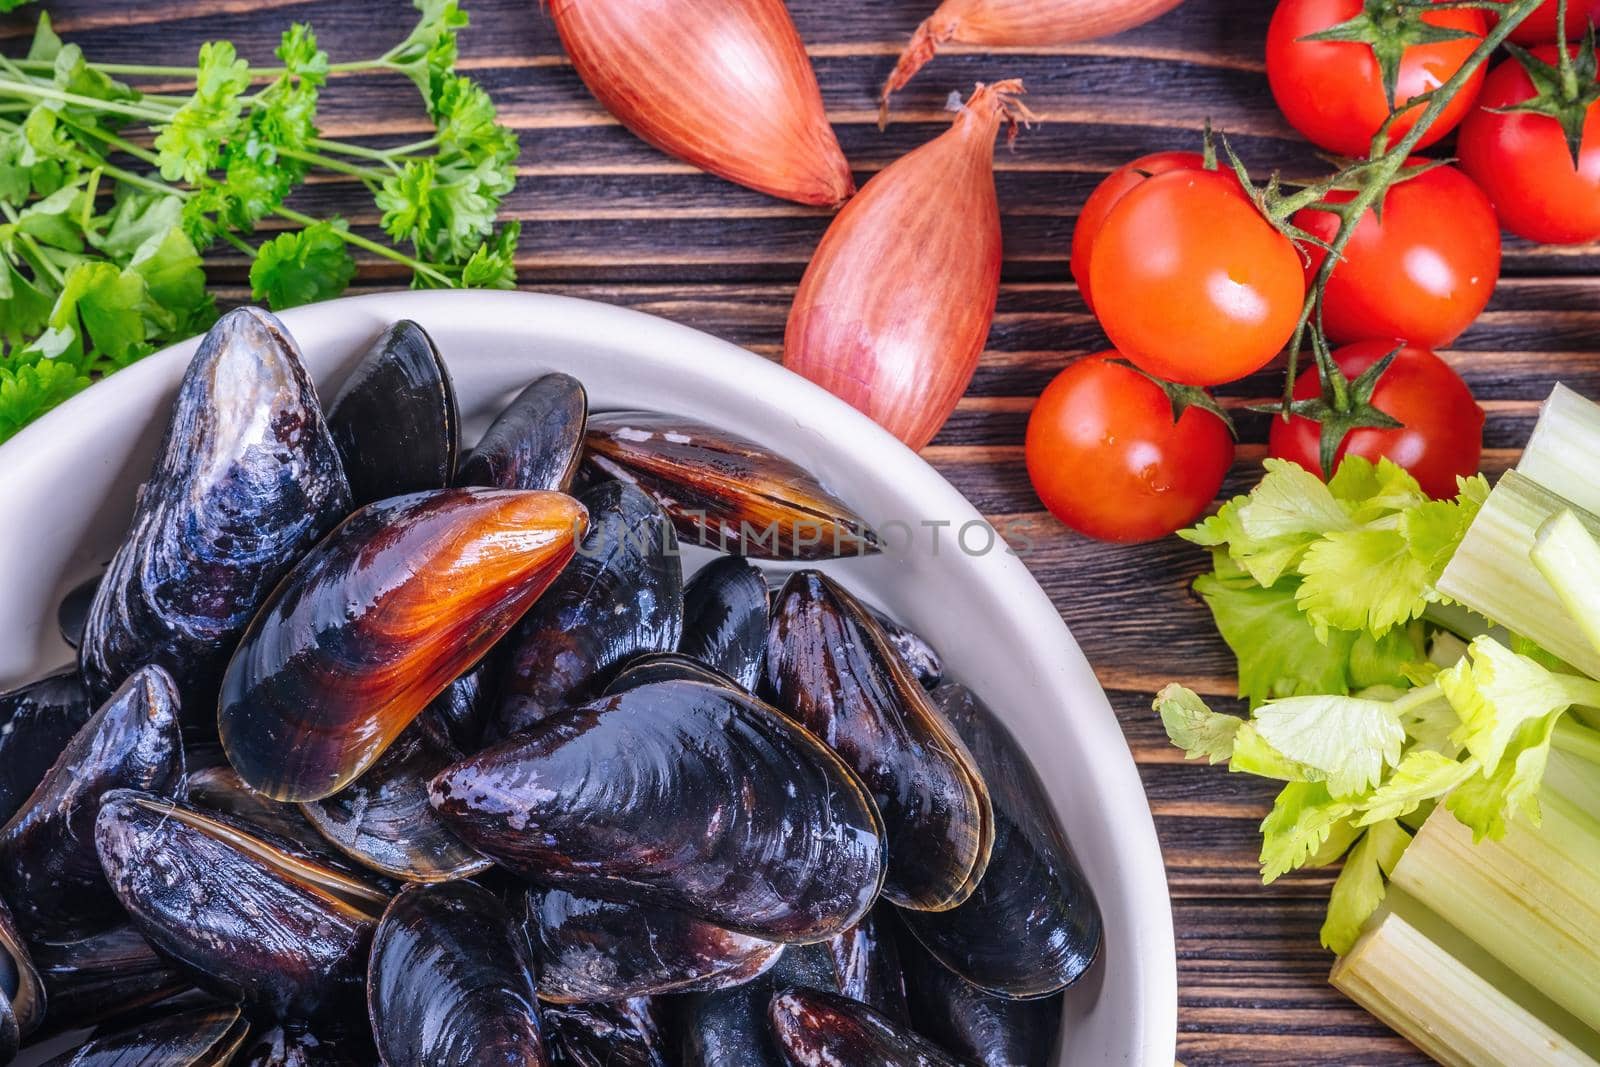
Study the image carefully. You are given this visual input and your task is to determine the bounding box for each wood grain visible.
[5,0,1596,1062]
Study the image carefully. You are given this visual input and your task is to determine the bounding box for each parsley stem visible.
[277,146,384,184]
[0,201,67,288]
[305,137,406,169]
[220,230,257,258]
[273,204,453,288]
[0,74,171,123]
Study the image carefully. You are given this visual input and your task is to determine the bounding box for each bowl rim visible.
[2,288,1177,1064]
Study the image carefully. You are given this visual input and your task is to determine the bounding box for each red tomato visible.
[1026,354,1234,542]
[1293,161,1501,348]
[1088,169,1305,387]
[1267,0,1488,157]
[1070,152,1207,313]
[1459,47,1600,245]
[1268,341,1484,499]
[1501,0,1600,45]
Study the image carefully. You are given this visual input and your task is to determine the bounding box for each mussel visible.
[301,719,492,883]
[897,919,1061,1067]
[605,652,738,693]
[680,556,769,691]
[0,895,43,1066]
[526,887,782,1002]
[219,487,586,802]
[459,372,588,492]
[768,986,971,1067]
[584,411,878,559]
[899,684,1101,999]
[421,665,492,754]
[56,574,100,652]
[95,791,386,1019]
[0,666,185,940]
[869,608,944,692]
[829,906,909,1024]
[79,307,352,720]
[546,999,665,1067]
[488,481,682,740]
[184,758,356,872]
[676,939,842,1067]
[235,1024,372,1067]
[367,881,545,1067]
[431,679,885,942]
[38,1005,248,1066]
[766,571,993,912]
[32,925,189,1038]
[326,320,459,506]
[0,669,95,826]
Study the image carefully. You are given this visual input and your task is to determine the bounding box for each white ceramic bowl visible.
[0,290,1175,1065]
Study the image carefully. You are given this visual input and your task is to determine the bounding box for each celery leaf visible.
[1254,694,1405,798]
[1321,819,1410,954]
[1155,685,1243,763]
[1260,781,1358,882]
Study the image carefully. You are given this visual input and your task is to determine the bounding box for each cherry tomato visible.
[1459,47,1600,245]
[1088,169,1305,387]
[1293,161,1500,348]
[1267,0,1488,157]
[1070,152,1207,314]
[1500,0,1600,45]
[1026,354,1234,543]
[1268,340,1484,499]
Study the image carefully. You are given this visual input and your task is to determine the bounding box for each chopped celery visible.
[1534,511,1600,663]
[1437,473,1600,679]
[1519,385,1600,514]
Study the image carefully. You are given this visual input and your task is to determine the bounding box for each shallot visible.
[547,0,854,206]
[881,0,1187,123]
[785,81,1033,452]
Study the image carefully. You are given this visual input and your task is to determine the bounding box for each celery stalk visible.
[1534,511,1600,663]
[1437,473,1600,678]
[1519,385,1600,514]
[1387,785,1600,1031]
[1332,899,1600,1067]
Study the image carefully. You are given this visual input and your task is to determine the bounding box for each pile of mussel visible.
[0,308,1102,1066]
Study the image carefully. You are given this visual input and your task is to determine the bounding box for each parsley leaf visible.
[0,359,90,438]
[249,221,357,310]
[154,41,252,183]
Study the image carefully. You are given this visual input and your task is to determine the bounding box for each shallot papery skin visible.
[548,0,854,206]
[785,81,1031,452]
[881,0,1187,122]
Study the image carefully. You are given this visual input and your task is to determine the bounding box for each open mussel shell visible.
[367,881,545,1067]
[680,556,769,691]
[80,307,352,721]
[326,320,459,507]
[301,720,492,884]
[38,1005,249,1067]
[584,411,878,560]
[56,574,100,652]
[899,684,1101,999]
[0,670,95,827]
[432,679,885,942]
[95,791,387,1019]
[766,571,993,913]
[897,919,1060,1067]
[219,487,587,802]
[459,372,588,492]
[527,887,782,1003]
[488,481,682,740]
[0,666,185,941]
[32,925,188,1038]
[768,986,971,1067]
[0,895,43,1064]
[546,999,665,1067]
[235,1023,374,1067]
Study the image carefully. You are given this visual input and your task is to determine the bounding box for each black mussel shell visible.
[768,986,972,1067]
[32,925,188,1038]
[0,666,185,940]
[527,887,782,1002]
[219,488,586,802]
[95,791,386,1020]
[0,670,95,827]
[234,1023,373,1067]
[38,1005,249,1067]
[80,307,352,723]
[184,760,359,872]
[676,940,840,1067]
[432,679,885,943]
[868,607,944,692]
[604,652,738,694]
[680,557,769,691]
[0,895,43,1063]
[488,481,682,740]
[327,320,459,507]
[301,721,492,884]
[585,411,878,560]
[898,919,1060,1067]
[829,907,908,1024]
[367,881,544,1067]
[56,575,100,652]
[766,571,993,913]
[419,666,492,755]
[900,684,1101,999]
[459,372,588,492]
[546,999,665,1067]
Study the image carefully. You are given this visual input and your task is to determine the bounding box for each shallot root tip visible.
[964,80,1037,149]
[877,15,961,130]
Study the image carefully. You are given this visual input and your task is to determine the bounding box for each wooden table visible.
[5,0,1594,1062]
